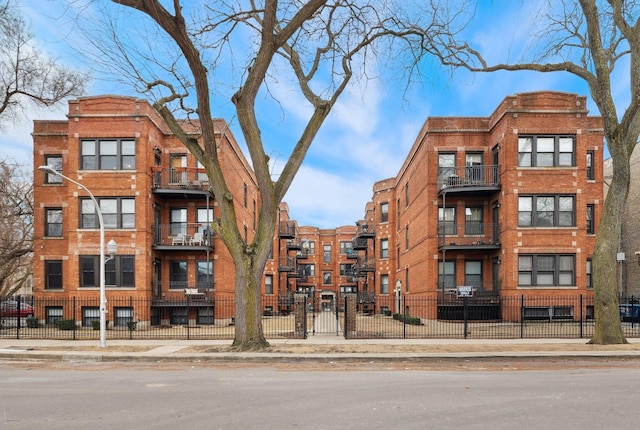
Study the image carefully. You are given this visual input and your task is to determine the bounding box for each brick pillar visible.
[294,294,307,339]
[345,294,357,337]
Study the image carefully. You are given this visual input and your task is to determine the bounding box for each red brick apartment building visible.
[361,91,604,320]
[31,91,604,327]
[33,95,260,326]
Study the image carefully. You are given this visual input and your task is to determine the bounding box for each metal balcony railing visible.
[152,167,211,191]
[438,164,500,191]
[437,222,500,247]
[153,223,214,248]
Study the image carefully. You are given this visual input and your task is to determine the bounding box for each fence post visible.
[187,296,191,340]
[129,296,134,340]
[403,295,407,339]
[16,296,21,340]
[463,296,469,339]
[520,295,525,339]
[73,296,76,340]
[579,294,583,339]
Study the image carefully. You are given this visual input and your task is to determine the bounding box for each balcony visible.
[438,165,500,196]
[352,237,369,250]
[278,256,297,272]
[278,221,296,238]
[152,223,214,250]
[152,167,213,197]
[355,257,375,272]
[355,221,375,238]
[152,281,214,304]
[286,238,302,251]
[437,223,500,251]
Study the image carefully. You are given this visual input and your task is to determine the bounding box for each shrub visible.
[127,321,137,331]
[55,319,75,330]
[392,313,422,325]
[26,317,39,328]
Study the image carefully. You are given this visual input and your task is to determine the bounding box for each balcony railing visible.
[355,257,375,272]
[152,167,211,191]
[438,164,500,192]
[355,221,375,238]
[278,221,296,238]
[153,223,214,248]
[437,223,500,249]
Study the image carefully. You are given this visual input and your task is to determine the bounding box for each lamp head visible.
[107,239,118,258]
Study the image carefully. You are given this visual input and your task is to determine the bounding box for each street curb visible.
[2,350,640,364]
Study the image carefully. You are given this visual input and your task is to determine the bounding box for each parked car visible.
[619,303,640,322]
[0,300,34,318]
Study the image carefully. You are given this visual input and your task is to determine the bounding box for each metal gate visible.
[308,294,343,336]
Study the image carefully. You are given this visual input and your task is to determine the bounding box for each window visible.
[196,260,213,289]
[197,307,214,325]
[323,271,332,285]
[405,183,409,207]
[587,150,595,180]
[340,264,354,276]
[170,308,188,325]
[44,155,62,183]
[323,245,331,263]
[79,256,135,288]
[518,254,575,287]
[438,261,455,291]
[82,307,99,327]
[586,204,595,234]
[380,239,389,259]
[196,160,209,182]
[405,268,409,292]
[81,139,135,170]
[518,195,575,227]
[396,198,401,230]
[586,259,592,289]
[438,153,456,185]
[340,241,353,255]
[243,183,248,207]
[45,260,62,290]
[196,208,213,224]
[169,261,187,289]
[169,154,187,183]
[464,261,483,290]
[45,306,63,325]
[170,208,187,236]
[265,275,273,295]
[45,208,63,237]
[303,240,315,255]
[299,264,315,277]
[114,307,133,327]
[465,153,483,182]
[380,274,389,295]
[518,135,575,167]
[465,207,483,235]
[438,207,456,235]
[81,197,135,229]
[380,202,389,223]
[405,225,409,250]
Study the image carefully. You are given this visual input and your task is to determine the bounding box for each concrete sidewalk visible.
[1,337,640,363]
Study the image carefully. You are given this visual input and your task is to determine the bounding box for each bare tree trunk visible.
[590,136,630,344]
[231,254,269,350]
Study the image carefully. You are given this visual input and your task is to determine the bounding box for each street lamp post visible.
[39,166,117,348]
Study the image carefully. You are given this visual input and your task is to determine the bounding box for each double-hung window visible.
[438,207,456,235]
[380,239,389,259]
[81,139,135,170]
[380,202,389,223]
[518,254,575,287]
[196,260,213,289]
[45,208,63,237]
[81,197,135,229]
[79,255,135,287]
[518,135,575,167]
[518,195,575,227]
[44,155,62,183]
[45,260,63,290]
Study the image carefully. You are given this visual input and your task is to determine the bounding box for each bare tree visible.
[426,0,640,344]
[0,161,33,299]
[100,0,455,350]
[0,0,87,126]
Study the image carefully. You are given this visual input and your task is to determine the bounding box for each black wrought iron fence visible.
[2,295,640,340]
[343,295,640,339]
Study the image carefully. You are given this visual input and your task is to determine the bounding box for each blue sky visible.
[2,1,626,228]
